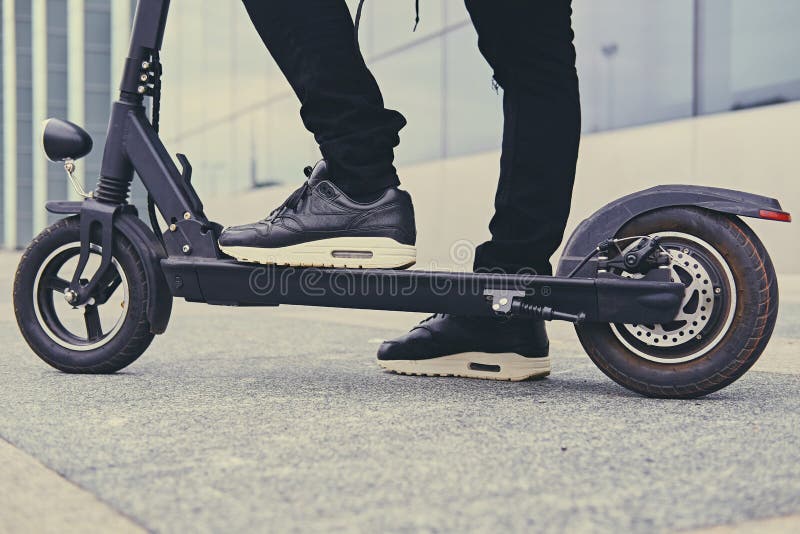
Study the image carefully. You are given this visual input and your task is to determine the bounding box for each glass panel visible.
[146,0,800,198]
[572,0,694,132]
[370,38,443,166]
[162,4,213,134]
[16,0,33,243]
[444,24,502,158]
[367,1,445,58]
[232,2,288,102]
[730,0,800,107]
[85,11,110,43]
[47,0,70,209]
[262,99,318,186]
[344,0,374,58]
[84,50,110,87]
[445,0,471,26]
[83,3,111,203]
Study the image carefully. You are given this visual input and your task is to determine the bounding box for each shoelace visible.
[418,313,446,325]
[268,5,418,220]
[354,0,420,43]
[263,166,315,222]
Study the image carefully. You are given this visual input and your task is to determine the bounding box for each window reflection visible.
[156,0,800,189]
[573,0,694,132]
[444,24,502,158]
[730,1,800,107]
[371,39,443,165]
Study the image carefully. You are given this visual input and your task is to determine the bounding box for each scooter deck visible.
[161,258,684,324]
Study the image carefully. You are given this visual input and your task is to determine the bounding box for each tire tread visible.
[577,209,779,398]
[13,217,155,374]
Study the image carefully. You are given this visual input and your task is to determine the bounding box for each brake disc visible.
[620,249,716,347]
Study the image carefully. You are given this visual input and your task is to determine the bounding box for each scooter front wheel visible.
[575,206,778,398]
[13,216,155,373]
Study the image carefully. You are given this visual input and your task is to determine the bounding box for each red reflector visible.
[759,209,792,222]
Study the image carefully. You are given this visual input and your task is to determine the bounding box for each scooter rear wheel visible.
[575,206,778,398]
[13,216,155,373]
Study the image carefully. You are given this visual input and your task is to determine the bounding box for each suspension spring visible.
[511,301,586,324]
[93,177,131,204]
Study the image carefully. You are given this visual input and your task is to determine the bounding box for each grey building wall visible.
[128,0,146,209]
[46,0,68,224]
[0,2,4,243]
[82,0,110,201]
[156,0,800,201]
[14,0,32,246]
[2,0,799,248]
[1,0,132,247]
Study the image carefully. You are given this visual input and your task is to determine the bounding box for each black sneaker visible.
[377,315,550,381]
[218,161,416,269]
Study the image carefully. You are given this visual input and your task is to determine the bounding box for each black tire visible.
[14,216,155,373]
[575,207,778,398]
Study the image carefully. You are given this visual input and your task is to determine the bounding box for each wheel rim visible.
[32,243,130,351]
[609,232,737,364]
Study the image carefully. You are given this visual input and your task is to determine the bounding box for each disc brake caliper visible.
[597,236,670,275]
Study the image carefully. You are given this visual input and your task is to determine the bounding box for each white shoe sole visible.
[379,352,551,381]
[220,237,416,269]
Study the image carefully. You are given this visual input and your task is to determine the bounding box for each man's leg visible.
[219,1,416,269]
[241,0,406,196]
[377,0,578,379]
[466,0,581,276]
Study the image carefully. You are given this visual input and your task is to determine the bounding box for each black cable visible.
[354,0,366,43]
[146,52,166,249]
[565,236,658,278]
[354,0,420,43]
[566,247,601,278]
[151,52,161,132]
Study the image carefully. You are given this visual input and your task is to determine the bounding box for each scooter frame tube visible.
[55,0,686,325]
[159,258,684,323]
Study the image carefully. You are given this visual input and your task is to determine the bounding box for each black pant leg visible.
[241,0,406,195]
[465,0,581,276]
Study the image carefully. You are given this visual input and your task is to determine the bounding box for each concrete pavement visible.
[1,250,799,533]
[0,437,145,533]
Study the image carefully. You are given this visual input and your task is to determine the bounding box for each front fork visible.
[65,97,222,307]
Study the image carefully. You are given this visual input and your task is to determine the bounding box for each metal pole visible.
[112,0,132,90]
[32,0,48,232]
[67,0,85,200]
[2,0,18,248]
[692,0,700,117]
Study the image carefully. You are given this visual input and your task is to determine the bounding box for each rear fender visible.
[556,185,789,278]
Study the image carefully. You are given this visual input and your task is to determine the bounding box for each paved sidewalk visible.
[0,437,145,533]
[1,251,799,533]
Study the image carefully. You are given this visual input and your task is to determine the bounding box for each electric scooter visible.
[13,0,791,398]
